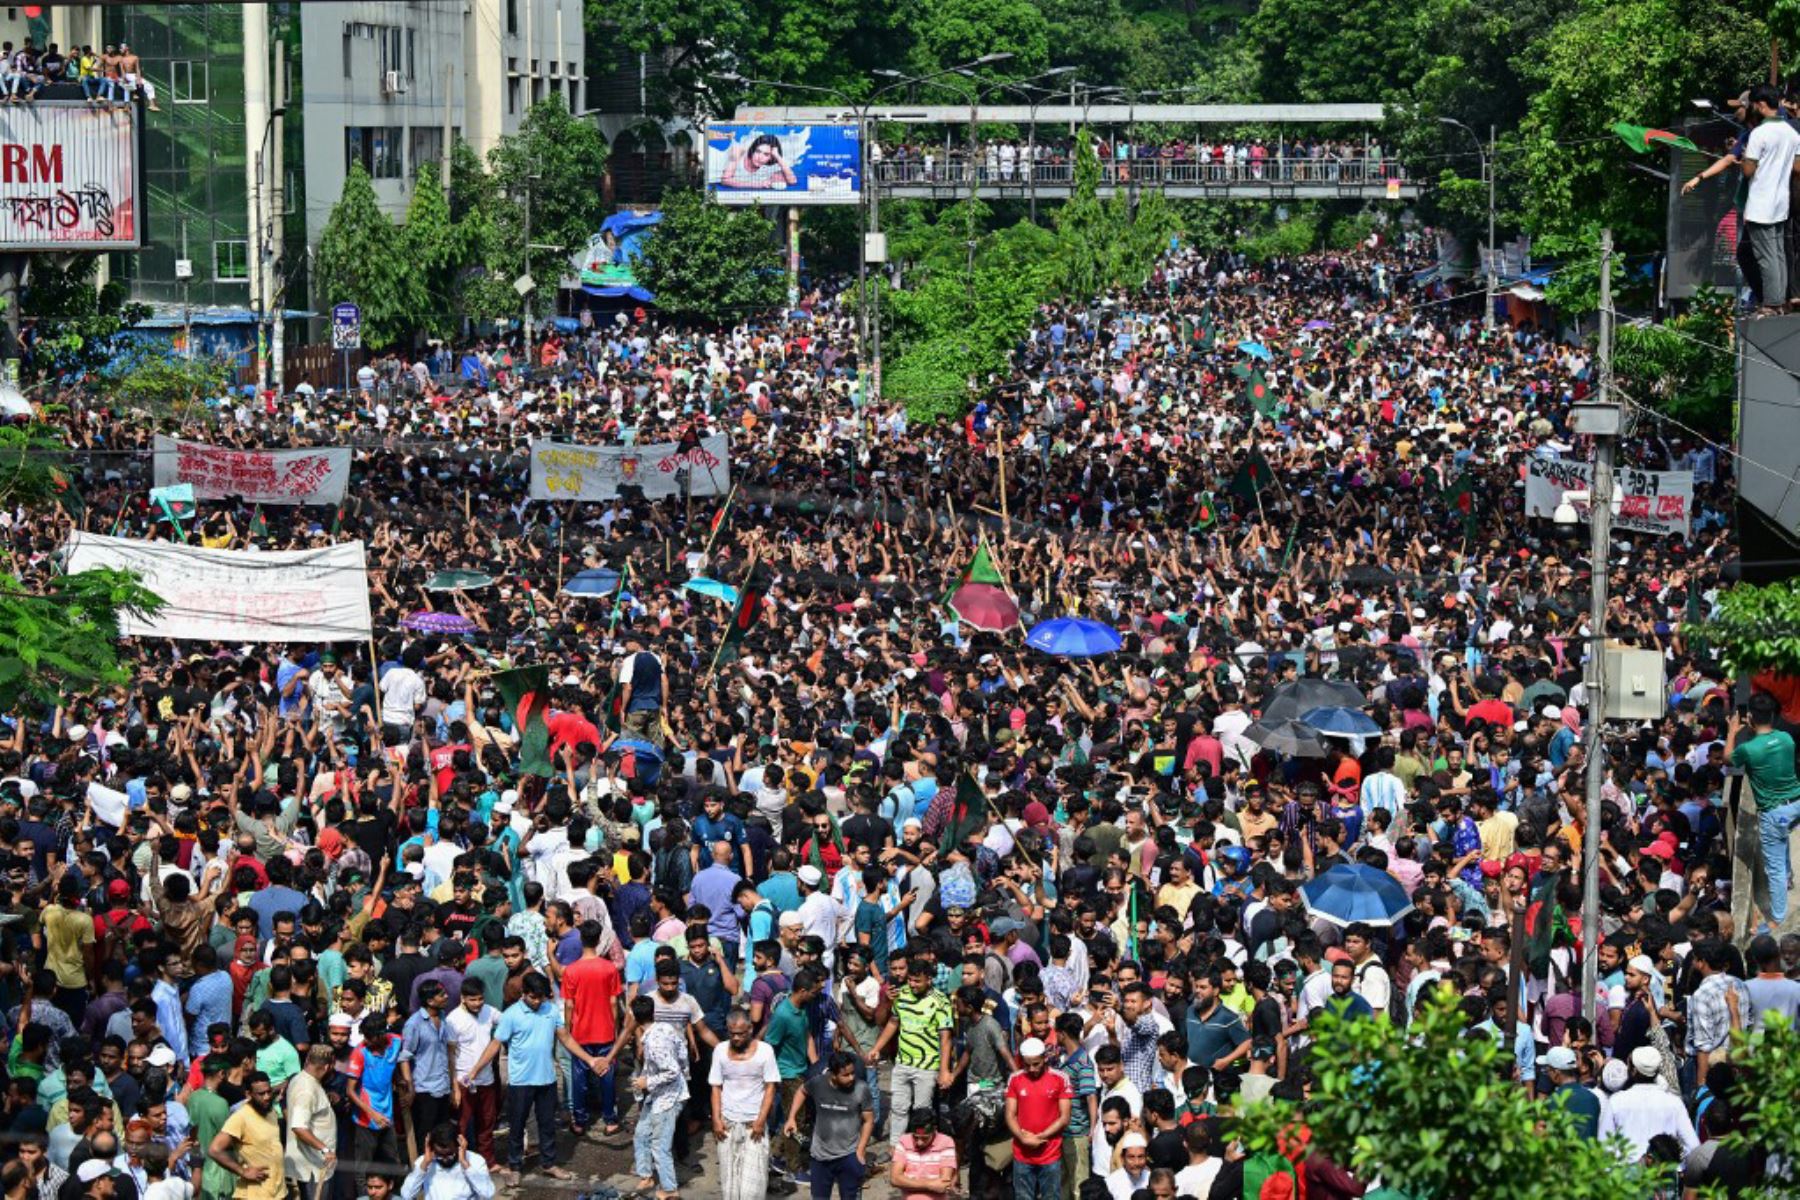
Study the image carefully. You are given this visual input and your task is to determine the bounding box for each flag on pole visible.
[1610,122,1699,153]
[248,504,269,541]
[956,537,1006,589]
[719,560,769,656]
[1226,450,1275,502]
[1442,469,1479,535]
[149,483,195,542]
[1523,869,1572,976]
[493,665,553,777]
[1245,372,1279,420]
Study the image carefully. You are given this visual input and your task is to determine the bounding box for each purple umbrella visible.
[403,610,477,634]
[1304,319,1334,331]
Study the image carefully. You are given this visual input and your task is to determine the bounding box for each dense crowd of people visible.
[1,224,1797,1200]
[873,137,1397,185]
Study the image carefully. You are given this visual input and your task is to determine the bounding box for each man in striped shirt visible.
[868,956,954,1145]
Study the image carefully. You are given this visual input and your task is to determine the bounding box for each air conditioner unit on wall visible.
[383,70,402,96]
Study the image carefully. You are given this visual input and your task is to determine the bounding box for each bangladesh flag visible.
[1245,372,1279,420]
[720,560,769,655]
[1611,122,1699,154]
[957,539,1006,589]
[1442,470,1478,533]
[1227,450,1275,502]
[938,771,989,853]
[1191,491,1219,531]
[493,665,553,777]
[1523,868,1573,977]
[51,468,82,522]
[249,505,270,541]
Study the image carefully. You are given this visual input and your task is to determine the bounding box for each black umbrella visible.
[1261,677,1368,722]
[1244,719,1330,759]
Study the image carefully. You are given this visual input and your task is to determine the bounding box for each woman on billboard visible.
[721,133,798,190]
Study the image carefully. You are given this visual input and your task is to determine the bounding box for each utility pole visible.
[1485,123,1497,330]
[1580,227,1617,1026]
[181,220,191,359]
[522,176,533,351]
[441,61,453,191]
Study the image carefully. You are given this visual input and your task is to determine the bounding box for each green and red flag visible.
[1611,122,1699,154]
[956,537,1006,589]
[1523,869,1573,977]
[1245,372,1279,420]
[248,505,270,541]
[493,664,553,777]
[1226,450,1275,502]
[1191,491,1219,532]
[720,560,770,656]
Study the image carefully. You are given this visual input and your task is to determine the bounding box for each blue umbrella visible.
[1300,864,1414,927]
[683,577,740,606]
[1025,617,1123,657]
[1300,705,1383,737]
[561,567,621,597]
[1237,340,1273,362]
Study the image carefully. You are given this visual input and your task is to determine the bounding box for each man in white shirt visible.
[795,865,841,967]
[379,652,428,738]
[707,1010,780,1200]
[1740,84,1800,313]
[445,980,502,1168]
[1599,1047,1698,1163]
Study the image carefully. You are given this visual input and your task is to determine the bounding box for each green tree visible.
[0,567,167,712]
[0,426,165,711]
[1691,580,1800,676]
[1235,991,1647,1200]
[1514,0,1765,250]
[1053,131,1110,298]
[314,163,415,350]
[1612,289,1735,434]
[100,355,234,421]
[401,162,464,343]
[905,0,1051,78]
[488,96,610,305]
[20,256,150,381]
[1718,1015,1800,1194]
[636,189,785,321]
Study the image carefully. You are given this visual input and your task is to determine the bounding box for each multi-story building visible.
[45,1,586,374]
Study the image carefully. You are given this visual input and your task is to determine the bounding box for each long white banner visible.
[528,434,731,502]
[64,532,372,642]
[153,435,352,506]
[1524,457,1693,538]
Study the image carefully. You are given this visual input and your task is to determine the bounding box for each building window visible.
[409,127,443,174]
[508,77,519,115]
[406,29,416,81]
[169,60,207,104]
[347,126,405,179]
[506,0,518,34]
[214,240,249,282]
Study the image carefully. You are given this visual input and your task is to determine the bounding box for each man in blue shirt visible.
[690,793,751,877]
[466,975,603,1185]
[399,981,456,1144]
[183,947,233,1057]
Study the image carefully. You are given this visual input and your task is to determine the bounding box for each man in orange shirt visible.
[562,920,625,1135]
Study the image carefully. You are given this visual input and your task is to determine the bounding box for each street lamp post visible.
[1440,116,1496,330]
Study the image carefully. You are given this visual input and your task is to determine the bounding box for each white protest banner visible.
[1524,457,1694,538]
[64,531,372,642]
[153,435,352,505]
[529,433,731,502]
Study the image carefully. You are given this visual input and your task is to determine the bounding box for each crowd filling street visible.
[3,228,1800,1200]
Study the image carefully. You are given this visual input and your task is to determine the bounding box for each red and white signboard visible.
[0,102,141,251]
[153,435,352,506]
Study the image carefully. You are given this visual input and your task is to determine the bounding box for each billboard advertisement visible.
[0,102,142,251]
[705,122,861,206]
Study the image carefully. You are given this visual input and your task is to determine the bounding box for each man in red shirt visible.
[561,920,624,1135]
[1004,1036,1073,1200]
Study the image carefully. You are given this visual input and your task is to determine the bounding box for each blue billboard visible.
[705,122,862,206]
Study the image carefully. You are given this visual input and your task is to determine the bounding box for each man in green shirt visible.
[1730,692,1800,924]
[248,1011,302,1090]
[763,965,823,1181]
[869,956,955,1145]
[187,1055,235,1200]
